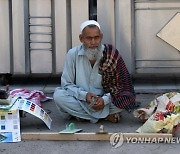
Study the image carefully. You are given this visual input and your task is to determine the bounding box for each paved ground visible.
[1,139,179,154]
[1,77,180,154]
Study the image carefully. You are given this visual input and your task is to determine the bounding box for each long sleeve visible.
[102,93,111,105]
[61,49,88,101]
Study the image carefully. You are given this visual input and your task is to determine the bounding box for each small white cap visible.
[80,20,100,32]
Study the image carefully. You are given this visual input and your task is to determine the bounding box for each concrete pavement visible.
[0,77,180,154]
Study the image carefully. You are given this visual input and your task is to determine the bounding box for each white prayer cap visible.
[80,20,100,32]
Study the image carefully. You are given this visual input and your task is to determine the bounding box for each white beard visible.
[84,47,99,60]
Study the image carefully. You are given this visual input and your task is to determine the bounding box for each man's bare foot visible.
[105,113,121,123]
[137,111,147,123]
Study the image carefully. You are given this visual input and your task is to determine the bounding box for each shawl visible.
[99,44,136,112]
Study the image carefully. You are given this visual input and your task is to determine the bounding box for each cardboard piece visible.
[0,110,21,143]
[10,98,52,129]
[0,97,52,143]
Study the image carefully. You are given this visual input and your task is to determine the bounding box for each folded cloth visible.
[134,92,180,133]
[136,111,180,133]
[9,88,52,106]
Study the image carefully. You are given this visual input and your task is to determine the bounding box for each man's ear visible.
[79,34,83,43]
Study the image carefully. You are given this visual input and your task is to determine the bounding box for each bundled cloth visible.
[9,88,52,106]
[134,92,180,133]
[99,44,136,112]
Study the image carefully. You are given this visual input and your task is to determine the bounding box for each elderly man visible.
[53,20,136,123]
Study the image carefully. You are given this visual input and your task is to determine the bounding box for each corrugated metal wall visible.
[0,0,123,76]
[0,0,180,78]
[0,0,68,76]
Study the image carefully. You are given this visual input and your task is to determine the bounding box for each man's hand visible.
[92,96,104,110]
[86,93,104,110]
[86,93,97,104]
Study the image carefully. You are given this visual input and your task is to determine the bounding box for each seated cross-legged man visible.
[53,20,136,123]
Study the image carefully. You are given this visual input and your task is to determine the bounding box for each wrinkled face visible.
[79,25,103,49]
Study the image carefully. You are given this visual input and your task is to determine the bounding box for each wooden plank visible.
[21,132,172,141]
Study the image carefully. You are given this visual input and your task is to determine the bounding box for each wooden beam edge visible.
[21,132,173,141]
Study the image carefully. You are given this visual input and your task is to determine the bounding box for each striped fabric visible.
[99,44,136,112]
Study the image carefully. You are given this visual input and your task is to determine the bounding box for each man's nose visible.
[91,38,96,45]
